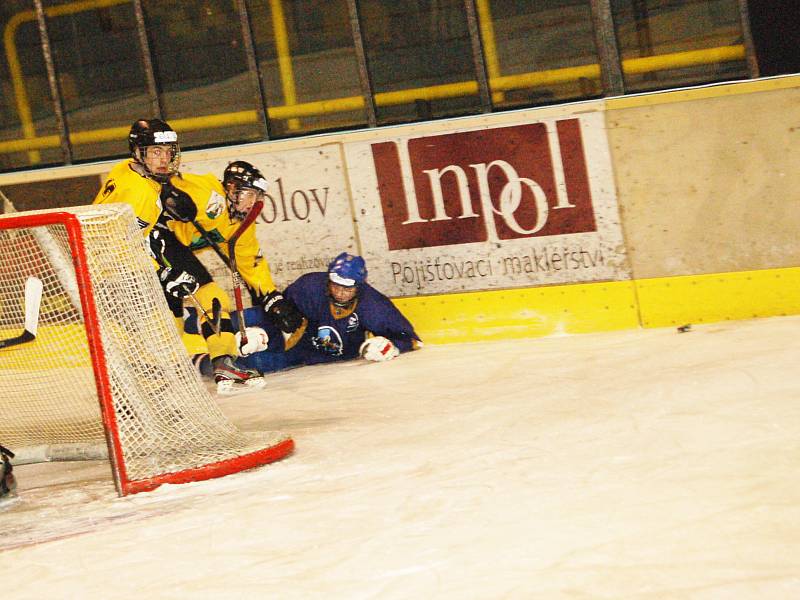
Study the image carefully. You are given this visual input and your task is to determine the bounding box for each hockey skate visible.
[213,355,266,395]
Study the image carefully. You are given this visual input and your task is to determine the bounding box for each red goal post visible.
[0,204,292,495]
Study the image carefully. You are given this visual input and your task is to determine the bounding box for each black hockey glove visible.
[262,291,304,334]
[160,182,197,222]
[158,266,199,299]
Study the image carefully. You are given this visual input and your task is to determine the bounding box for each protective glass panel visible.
[245,0,368,137]
[611,0,748,92]
[142,0,265,148]
[359,0,483,125]
[0,0,62,171]
[42,0,147,162]
[479,0,602,109]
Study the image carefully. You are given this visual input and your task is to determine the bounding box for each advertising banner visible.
[345,111,630,296]
[184,144,355,290]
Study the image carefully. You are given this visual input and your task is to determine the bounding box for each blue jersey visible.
[237,272,420,372]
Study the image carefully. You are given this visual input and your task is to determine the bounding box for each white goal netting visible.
[0,203,291,494]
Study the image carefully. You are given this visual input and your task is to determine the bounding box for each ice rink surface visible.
[3,316,800,599]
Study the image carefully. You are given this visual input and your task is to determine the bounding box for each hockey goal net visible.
[0,203,293,495]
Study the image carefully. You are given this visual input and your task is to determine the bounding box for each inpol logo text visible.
[371,119,597,250]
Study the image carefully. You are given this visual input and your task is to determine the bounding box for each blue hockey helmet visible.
[328,252,367,287]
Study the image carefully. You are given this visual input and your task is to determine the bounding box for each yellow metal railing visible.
[475,0,504,104]
[267,0,300,131]
[3,0,309,158]
[2,0,746,158]
[3,0,133,162]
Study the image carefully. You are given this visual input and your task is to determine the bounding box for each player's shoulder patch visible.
[205,191,226,219]
[101,178,116,198]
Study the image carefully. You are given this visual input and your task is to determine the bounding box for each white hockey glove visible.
[359,336,399,362]
[235,327,270,356]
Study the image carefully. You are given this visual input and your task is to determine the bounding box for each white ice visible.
[3,316,800,599]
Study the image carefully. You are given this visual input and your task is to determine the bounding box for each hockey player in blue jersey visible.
[188,252,421,375]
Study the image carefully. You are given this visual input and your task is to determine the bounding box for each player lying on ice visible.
[94,119,304,394]
[187,252,422,376]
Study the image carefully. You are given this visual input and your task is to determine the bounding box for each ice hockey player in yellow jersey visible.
[171,160,307,377]
[93,119,299,394]
[171,161,274,301]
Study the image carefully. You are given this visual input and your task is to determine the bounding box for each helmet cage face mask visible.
[135,144,180,182]
[222,161,268,221]
[226,183,265,221]
[129,120,180,183]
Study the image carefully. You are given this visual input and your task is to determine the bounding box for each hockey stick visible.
[166,201,263,345]
[167,211,235,271]
[227,200,264,346]
[168,202,307,349]
[205,205,308,350]
[211,297,222,337]
[149,232,221,335]
[186,293,221,336]
[0,277,43,350]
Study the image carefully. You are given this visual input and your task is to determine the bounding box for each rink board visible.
[394,265,800,344]
[634,266,800,328]
[394,280,639,344]
[175,266,800,350]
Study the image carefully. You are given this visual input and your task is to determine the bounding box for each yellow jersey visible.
[170,179,275,297]
[94,159,163,235]
[94,160,222,234]
[94,160,275,295]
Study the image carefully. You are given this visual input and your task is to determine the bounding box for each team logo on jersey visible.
[205,191,225,219]
[346,313,360,333]
[312,326,344,356]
